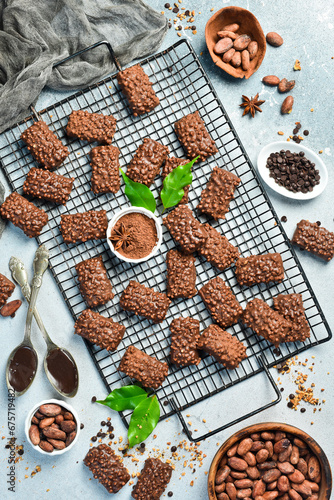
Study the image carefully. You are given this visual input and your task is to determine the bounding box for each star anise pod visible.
[240,93,265,118]
[109,223,131,251]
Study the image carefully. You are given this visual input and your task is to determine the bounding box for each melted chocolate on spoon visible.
[8,346,37,393]
[46,348,78,395]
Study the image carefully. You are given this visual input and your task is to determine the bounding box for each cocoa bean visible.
[267,481,278,490]
[291,481,312,497]
[279,444,293,462]
[308,456,320,480]
[228,457,248,471]
[237,488,252,499]
[231,471,248,479]
[65,431,76,447]
[265,441,274,458]
[244,452,256,466]
[226,482,237,500]
[261,432,275,441]
[47,438,66,450]
[228,443,239,457]
[51,423,59,429]
[262,75,280,86]
[222,48,236,63]
[234,479,253,488]
[39,404,62,417]
[263,492,279,500]
[313,474,321,484]
[247,41,258,60]
[250,433,261,441]
[215,483,226,494]
[214,37,234,55]
[0,299,22,317]
[216,465,231,484]
[39,417,55,429]
[299,448,308,458]
[238,438,254,456]
[258,461,277,471]
[266,32,284,47]
[233,34,251,51]
[39,440,54,453]
[293,438,307,449]
[274,439,291,454]
[279,495,290,500]
[256,449,270,464]
[263,469,281,483]
[252,478,266,497]
[288,490,302,500]
[303,453,311,463]
[222,23,239,32]
[251,441,265,452]
[271,454,278,462]
[60,420,76,433]
[31,416,39,425]
[290,446,300,465]
[231,51,241,68]
[241,50,250,71]
[277,475,290,493]
[34,411,44,419]
[217,493,229,500]
[42,426,66,441]
[308,496,319,500]
[63,412,74,421]
[277,462,295,475]
[303,480,319,493]
[55,415,64,424]
[274,431,286,442]
[226,475,233,483]
[29,424,40,446]
[246,466,260,480]
[278,79,296,93]
[288,470,305,484]
[217,30,238,40]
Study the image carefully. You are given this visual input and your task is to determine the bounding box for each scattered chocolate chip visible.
[172,7,179,13]
[101,433,107,438]
[289,393,295,399]
[101,421,106,426]
[273,347,282,356]
[293,128,298,134]
[80,423,84,429]
[91,436,97,442]
[280,387,285,392]
[296,123,302,130]
[316,221,321,226]
[185,10,190,15]
[168,22,172,29]
[171,446,177,452]
[163,400,169,406]
[140,443,146,449]
[18,449,24,455]
[122,448,127,454]
[191,25,196,31]
[168,492,174,497]
[300,408,306,413]
[97,432,102,437]
[91,396,97,403]
[109,434,115,439]
[287,401,294,408]
[280,215,287,223]
[164,2,170,7]
[303,130,309,136]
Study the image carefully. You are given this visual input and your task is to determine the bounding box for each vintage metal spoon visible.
[9,256,79,398]
[6,245,48,396]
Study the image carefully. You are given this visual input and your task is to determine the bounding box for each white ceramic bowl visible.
[106,206,162,264]
[257,141,328,200]
[25,398,80,456]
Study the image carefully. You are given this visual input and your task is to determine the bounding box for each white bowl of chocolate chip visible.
[257,141,328,200]
[25,399,80,455]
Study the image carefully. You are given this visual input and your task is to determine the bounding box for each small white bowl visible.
[257,141,328,200]
[25,398,80,456]
[106,206,162,264]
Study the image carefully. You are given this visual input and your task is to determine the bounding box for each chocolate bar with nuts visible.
[60,210,108,244]
[84,444,130,494]
[66,109,117,145]
[235,253,284,287]
[132,458,172,500]
[21,120,69,170]
[75,256,114,308]
[197,224,239,271]
[0,192,48,238]
[292,219,334,261]
[89,145,120,195]
[120,281,170,324]
[166,249,197,299]
[273,293,310,343]
[116,64,160,116]
[197,324,247,369]
[0,273,15,307]
[243,298,293,346]
[126,138,169,187]
[197,167,240,220]
[174,111,218,161]
[170,317,201,367]
[162,157,190,205]
[23,167,74,205]
[118,346,168,389]
[74,309,125,351]
[163,205,207,254]
[199,277,243,329]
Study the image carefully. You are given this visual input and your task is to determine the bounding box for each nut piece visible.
[217,30,238,40]
[29,424,40,446]
[233,34,251,51]
[214,37,234,55]
[281,96,294,114]
[247,41,258,60]
[266,32,284,47]
[39,404,62,417]
[241,50,250,71]
[223,23,240,32]
[222,48,236,63]
[278,78,296,93]
[0,300,22,317]
[262,75,280,86]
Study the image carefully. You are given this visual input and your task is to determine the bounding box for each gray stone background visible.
[0,1,333,499]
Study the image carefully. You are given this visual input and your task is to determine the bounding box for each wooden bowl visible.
[208,422,332,499]
[205,6,266,79]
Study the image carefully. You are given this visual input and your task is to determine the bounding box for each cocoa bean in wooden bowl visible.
[208,422,332,500]
[25,399,80,455]
[205,6,266,79]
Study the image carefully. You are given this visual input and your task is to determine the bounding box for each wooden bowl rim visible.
[208,422,332,500]
[205,5,266,80]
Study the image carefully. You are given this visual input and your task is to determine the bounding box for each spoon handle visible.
[9,256,55,347]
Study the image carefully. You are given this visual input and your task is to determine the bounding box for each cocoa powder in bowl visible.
[109,212,158,260]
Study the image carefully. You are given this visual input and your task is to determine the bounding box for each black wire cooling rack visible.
[0,40,332,440]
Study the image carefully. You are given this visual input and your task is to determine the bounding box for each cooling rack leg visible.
[52,39,121,72]
[170,355,282,442]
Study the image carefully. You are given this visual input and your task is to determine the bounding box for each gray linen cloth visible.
[0,0,167,134]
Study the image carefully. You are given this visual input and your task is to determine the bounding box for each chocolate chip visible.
[185,10,190,15]
[109,434,115,439]
[300,408,306,413]
[18,449,24,455]
[289,394,295,399]
[172,7,179,13]
[80,423,84,429]
[191,26,196,30]
[168,22,172,29]
[316,221,321,226]
[280,387,285,392]
[171,446,177,452]
[140,443,146,449]
[91,436,97,442]
[91,396,97,403]
[293,128,298,134]
[101,421,106,426]
[163,400,169,406]
[287,401,294,408]
[303,130,309,136]
[281,216,287,223]
[168,492,174,497]
[97,432,102,437]
[164,2,170,7]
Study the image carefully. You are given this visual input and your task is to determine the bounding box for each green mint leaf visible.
[96,385,148,412]
[161,156,199,210]
[128,395,160,448]
[120,168,156,213]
